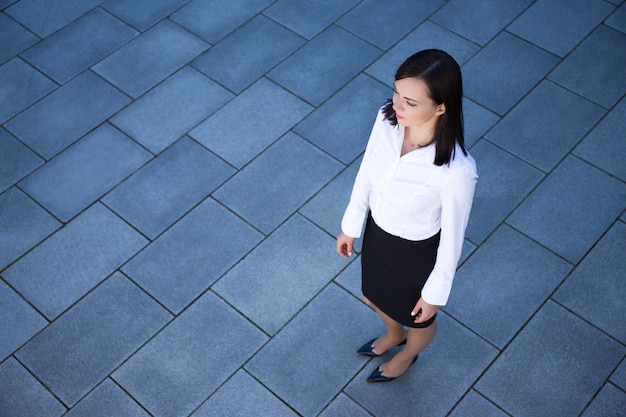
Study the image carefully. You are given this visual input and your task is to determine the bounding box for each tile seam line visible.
[9,354,69,411]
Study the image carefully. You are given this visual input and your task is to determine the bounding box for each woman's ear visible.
[435,103,446,116]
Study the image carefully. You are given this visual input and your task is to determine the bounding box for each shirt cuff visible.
[341,206,367,238]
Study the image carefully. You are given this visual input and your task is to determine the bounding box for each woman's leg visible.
[363,296,408,354]
[379,321,437,377]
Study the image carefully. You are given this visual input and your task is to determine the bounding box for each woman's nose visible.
[392,95,401,110]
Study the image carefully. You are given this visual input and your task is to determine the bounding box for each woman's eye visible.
[407,101,416,107]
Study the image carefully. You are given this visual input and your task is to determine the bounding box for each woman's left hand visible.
[411,297,439,323]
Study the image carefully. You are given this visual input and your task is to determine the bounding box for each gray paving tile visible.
[486,80,606,172]
[507,156,626,263]
[102,0,189,31]
[246,284,378,416]
[111,67,232,153]
[294,74,389,163]
[333,256,362,300]
[365,21,479,86]
[0,357,66,417]
[581,384,626,417]
[549,25,626,109]
[431,0,532,45]
[0,280,47,361]
[448,390,508,417]
[192,15,305,93]
[19,123,152,222]
[464,140,544,244]
[122,198,263,314]
[2,203,147,319]
[554,222,626,343]
[337,0,441,49]
[463,99,500,148]
[214,215,349,334]
[346,312,498,417]
[463,32,559,116]
[21,8,138,84]
[190,78,312,167]
[113,291,267,417]
[606,2,626,33]
[0,127,43,193]
[2,0,625,415]
[268,25,381,106]
[191,370,298,417]
[612,359,626,390]
[0,58,56,124]
[65,379,150,417]
[92,21,208,98]
[299,158,360,237]
[16,273,170,407]
[4,71,130,159]
[103,137,234,239]
[0,0,17,8]
[508,0,615,57]
[0,13,38,65]
[574,97,626,181]
[171,0,271,43]
[264,0,359,39]
[214,133,342,234]
[0,188,60,270]
[318,393,371,417]
[476,301,625,417]
[447,225,571,348]
[4,0,102,37]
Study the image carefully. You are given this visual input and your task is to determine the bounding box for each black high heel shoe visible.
[367,355,418,383]
[356,337,407,357]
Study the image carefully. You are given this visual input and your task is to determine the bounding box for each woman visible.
[336,49,477,383]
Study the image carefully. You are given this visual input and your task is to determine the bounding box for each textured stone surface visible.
[1,2,624,415]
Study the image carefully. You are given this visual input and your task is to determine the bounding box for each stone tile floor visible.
[1,0,625,416]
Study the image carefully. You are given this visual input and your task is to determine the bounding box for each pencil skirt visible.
[361,212,440,328]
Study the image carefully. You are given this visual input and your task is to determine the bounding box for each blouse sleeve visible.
[421,160,477,306]
[340,112,382,238]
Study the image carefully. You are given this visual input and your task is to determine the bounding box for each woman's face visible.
[392,77,445,128]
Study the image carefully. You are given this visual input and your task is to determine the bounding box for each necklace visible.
[407,137,431,149]
[405,128,433,149]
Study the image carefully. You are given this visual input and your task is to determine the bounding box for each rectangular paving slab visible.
[4,71,130,159]
[19,123,152,222]
[2,203,147,319]
[213,215,349,334]
[103,137,234,239]
[113,291,267,417]
[93,20,208,98]
[122,198,263,313]
[20,8,138,84]
[16,273,171,407]
[476,301,625,416]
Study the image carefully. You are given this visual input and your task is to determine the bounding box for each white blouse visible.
[341,108,477,306]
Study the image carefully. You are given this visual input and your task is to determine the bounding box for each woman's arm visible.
[419,163,477,307]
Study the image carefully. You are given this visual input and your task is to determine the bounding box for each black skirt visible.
[361,212,440,328]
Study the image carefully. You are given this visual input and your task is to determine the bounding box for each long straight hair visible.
[382,49,467,166]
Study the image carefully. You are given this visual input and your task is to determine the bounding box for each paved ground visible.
[1,1,625,416]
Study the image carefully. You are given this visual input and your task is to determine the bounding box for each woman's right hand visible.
[336,232,355,258]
